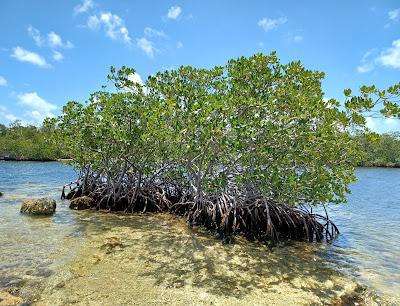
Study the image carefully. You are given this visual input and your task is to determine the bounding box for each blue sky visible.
[0,0,399,133]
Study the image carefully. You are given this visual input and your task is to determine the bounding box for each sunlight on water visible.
[0,162,399,304]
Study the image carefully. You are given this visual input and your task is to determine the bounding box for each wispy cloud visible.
[27,25,44,47]
[293,35,303,42]
[52,50,64,62]
[144,27,167,39]
[285,34,303,43]
[177,41,183,48]
[27,25,74,49]
[11,47,50,68]
[87,12,132,45]
[0,105,18,123]
[0,76,7,87]
[377,39,400,69]
[258,17,287,32]
[357,49,377,73]
[388,8,400,21]
[74,0,94,15]
[357,62,374,73]
[48,32,74,48]
[167,6,182,20]
[137,37,156,58]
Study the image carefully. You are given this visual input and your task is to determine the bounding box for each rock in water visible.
[0,192,3,197]
[0,290,23,306]
[69,196,94,210]
[20,198,56,215]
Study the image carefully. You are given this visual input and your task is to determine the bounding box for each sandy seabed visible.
[34,213,362,306]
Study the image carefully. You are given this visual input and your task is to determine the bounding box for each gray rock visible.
[69,196,94,210]
[20,198,56,215]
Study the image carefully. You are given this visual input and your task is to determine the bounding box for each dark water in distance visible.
[0,162,399,301]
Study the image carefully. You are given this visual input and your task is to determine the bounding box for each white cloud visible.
[144,27,167,39]
[0,106,19,123]
[365,117,377,130]
[167,6,182,20]
[0,105,19,122]
[0,76,7,87]
[385,118,399,126]
[388,8,400,21]
[87,12,132,45]
[177,41,183,48]
[17,92,57,112]
[11,47,50,68]
[364,116,400,133]
[16,92,57,124]
[27,26,74,49]
[74,0,94,14]
[137,37,156,58]
[52,50,64,62]
[48,32,74,49]
[27,25,44,47]
[128,72,143,86]
[377,39,400,68]
[258,17,287,32]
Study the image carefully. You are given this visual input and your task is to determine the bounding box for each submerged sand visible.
[31,212,369,306]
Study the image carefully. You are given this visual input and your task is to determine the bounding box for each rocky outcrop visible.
[0,290,23,306]
[69,196,95,210]
[20,198,56,215]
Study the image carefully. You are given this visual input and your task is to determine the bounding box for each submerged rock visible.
[20,198,56,215]
[69,196,94,210]
[0,290,23,306]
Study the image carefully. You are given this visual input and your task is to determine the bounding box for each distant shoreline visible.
[0,157,72,162]
[0,157,399,168]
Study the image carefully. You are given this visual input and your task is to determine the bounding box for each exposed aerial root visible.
[62,175,339,244]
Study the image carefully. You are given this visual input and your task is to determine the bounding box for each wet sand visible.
[35,212,360,306]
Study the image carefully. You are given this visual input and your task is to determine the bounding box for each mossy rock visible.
[69,196,95,210]
[20,198,56,215]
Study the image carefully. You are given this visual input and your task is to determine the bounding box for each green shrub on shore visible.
[0,121,65,160]
[358,132,400,167]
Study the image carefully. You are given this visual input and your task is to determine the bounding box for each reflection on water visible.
[0,162,399,304]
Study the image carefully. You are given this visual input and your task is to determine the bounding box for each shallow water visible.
[321,167,400,301]
[0,162,399,304]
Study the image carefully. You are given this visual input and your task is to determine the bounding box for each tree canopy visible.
[49,53,398,204]
[44,52,400,242]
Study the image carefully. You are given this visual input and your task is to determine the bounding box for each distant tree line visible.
[0,120,66,161]
[357,131,400,168]
[0,121,400,166]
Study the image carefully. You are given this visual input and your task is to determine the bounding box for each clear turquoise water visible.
[0,162,399,302]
